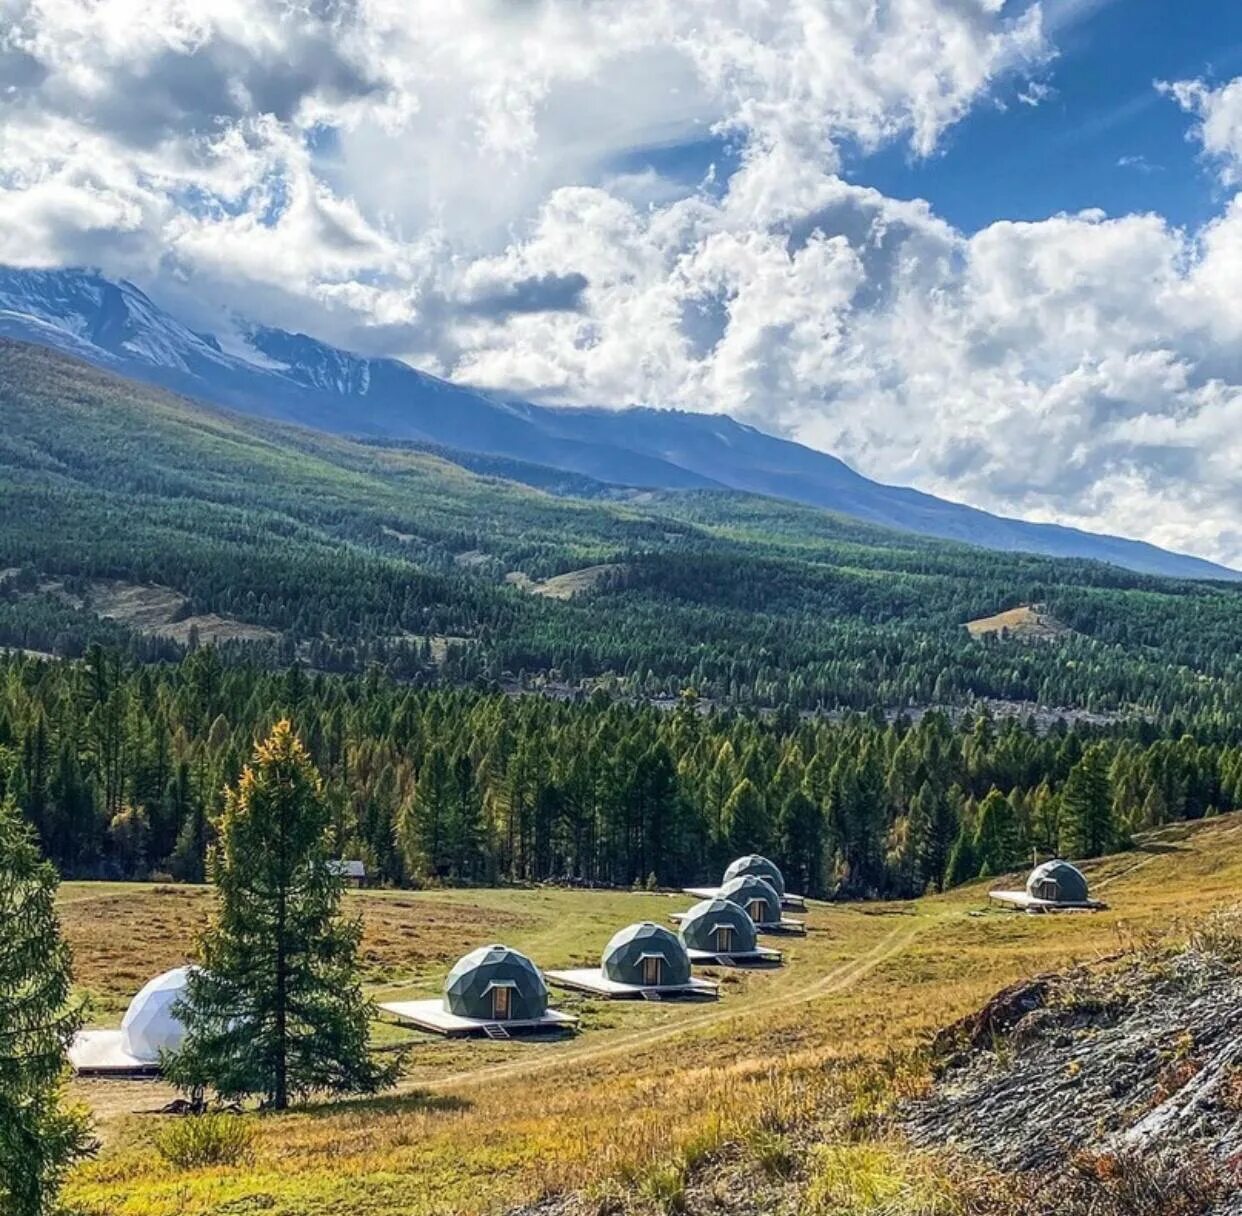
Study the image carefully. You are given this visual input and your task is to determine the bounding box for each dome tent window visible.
[490,983,513,1020]
[672,896,784,966]
[548,922,717,999]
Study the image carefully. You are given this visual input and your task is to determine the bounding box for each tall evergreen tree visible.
[168,722,395,1110]
[396,744,454,879]
[1061,745,1115,859]
[723,777,767,856]
[0,797,93,1215]
[908,780,957,894]
[973,787,1021,877]
[776,788,822,897]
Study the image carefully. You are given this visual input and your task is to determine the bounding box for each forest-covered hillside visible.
[2,338,1242,717]
[3,340,1242,895]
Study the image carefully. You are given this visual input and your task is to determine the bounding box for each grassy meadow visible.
[61,811,1242,1215]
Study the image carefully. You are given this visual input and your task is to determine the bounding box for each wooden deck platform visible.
[545,968,718,1000]
[988,889,1107,912]
[69,1030,162,1076]
[682,886,806,911]
[378,999,577,1037]
[684,947,783,967]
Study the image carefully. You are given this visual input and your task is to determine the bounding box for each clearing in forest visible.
[965,603,1073,641]
[506,563,626,600]
[40,578,281,645]
[59,812,1242,1216]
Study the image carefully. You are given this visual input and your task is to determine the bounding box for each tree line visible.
[2,648,1239,899]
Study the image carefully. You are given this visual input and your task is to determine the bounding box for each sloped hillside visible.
[965,603,1074,640]
[4,339,1242,714]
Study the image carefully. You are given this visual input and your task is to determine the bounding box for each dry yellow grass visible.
[61,812,1242,1216]
[965,604,1072,640]
[506,563,626,600]
[35,578,280,644]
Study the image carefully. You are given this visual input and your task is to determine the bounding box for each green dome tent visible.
[601,922,691,988]
[444,944,548,1021]
[719,874,781,926]
[678,897,758,956]
[1025,860,1090,904]
[722,854,786,898]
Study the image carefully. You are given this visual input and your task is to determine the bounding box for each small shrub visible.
[636,1158,687,1214]
[155,1114,256,1170]
[748,1129,798,1180]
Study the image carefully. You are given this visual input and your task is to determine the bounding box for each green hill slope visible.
[2,338,1241,714]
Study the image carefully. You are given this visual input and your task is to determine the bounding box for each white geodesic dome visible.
[119,966,191,1063]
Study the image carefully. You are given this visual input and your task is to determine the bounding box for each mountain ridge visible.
[0,264,1234,582]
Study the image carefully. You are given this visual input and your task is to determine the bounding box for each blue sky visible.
[4,0,1242,564]
[851,0,1242,232]
[611,0,1242,234]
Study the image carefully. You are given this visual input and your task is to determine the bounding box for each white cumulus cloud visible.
[4,0,1242,566]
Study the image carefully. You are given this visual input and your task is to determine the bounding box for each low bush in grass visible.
[805,1143,962,1216]
[155,1114,256,1169]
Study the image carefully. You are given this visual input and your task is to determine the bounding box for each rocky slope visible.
[908,912,1242,1214]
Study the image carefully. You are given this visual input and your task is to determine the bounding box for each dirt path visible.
[421,912,940,1095]
[72,908,951,1128]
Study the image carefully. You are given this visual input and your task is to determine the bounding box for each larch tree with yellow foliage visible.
[167,721,395,1111]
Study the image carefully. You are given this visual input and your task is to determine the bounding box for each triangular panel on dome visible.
[989,859,1106,912]
[672,897,783,966]
[547,922,717,999]
[717,874,806,934]
[70,966,193,1075]
[380,944,577,1036]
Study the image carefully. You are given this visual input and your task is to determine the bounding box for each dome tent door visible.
[747,899,766,923]
[491,983,513,1019]
[714,925,735,953]
[641,955,663,986]
[1035,878,1059,901]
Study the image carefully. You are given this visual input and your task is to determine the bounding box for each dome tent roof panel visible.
[678,897,759,954]
[120,966,192,1063]
[1026,859,1090,904]
[601,922,691,987]
[723,854,786,897]
[718,874,782,925]
[443,944,548,1021]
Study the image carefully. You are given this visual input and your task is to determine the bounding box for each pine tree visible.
[0,797,93,1215]
[944,826,978,888]
[168,722,395,1110]
[908,780,957,894]
[973,787,1020,876]
[723,777,767,855]
[776,788,822,897]
[1061,745,1114,859]
[396,744,454,880]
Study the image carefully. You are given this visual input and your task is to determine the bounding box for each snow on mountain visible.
[0,264,1236,582]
